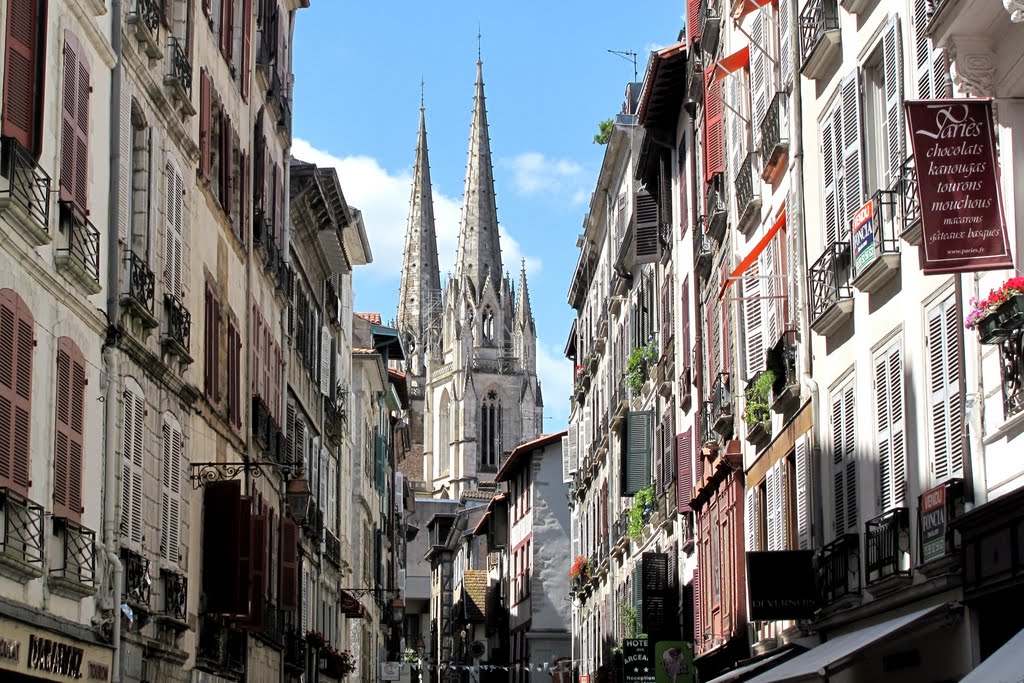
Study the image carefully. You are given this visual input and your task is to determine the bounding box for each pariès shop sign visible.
[0,617,112,682]
[904,99,1013,275]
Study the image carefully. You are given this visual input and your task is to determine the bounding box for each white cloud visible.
[536,340,573,432]
[499,152,586,203]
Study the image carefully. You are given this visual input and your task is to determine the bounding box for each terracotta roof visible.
[495,430,568,482]
[354,312,382,325]
[462,570,488,622]
[472,493,507,535]
[399,444,424,482]
[352,347,377,355]
[388,369,410,408]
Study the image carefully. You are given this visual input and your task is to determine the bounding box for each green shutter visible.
[624,411,653,495]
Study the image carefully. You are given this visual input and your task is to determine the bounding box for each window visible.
[161,414,184,563]
[121,380,145,547]
[926,293,963,483]
[482,306,494,341]
[129,103,152,256]
[163,158,185,300]
[227,321,241,428]
[480,392,500,470]
[830,376,856,536]
[438,391,450,475]
[874,338,906,511]
[820,72,863,249]
[862,18,905,195]
[59,31,91,215]
[53,338,86,522]
[2,0,48,157]
[204,285,221,401]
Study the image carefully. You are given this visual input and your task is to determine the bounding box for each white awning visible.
[705,649,795,683]
[746,604,951,683]
[959,626,1024,683]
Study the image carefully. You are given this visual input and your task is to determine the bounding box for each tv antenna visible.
[607,49,638,83]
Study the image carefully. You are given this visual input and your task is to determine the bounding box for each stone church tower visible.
[397,59,542,498]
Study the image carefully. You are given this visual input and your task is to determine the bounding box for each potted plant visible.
[626,486,656,540]
[625,340,659,394]
[743,370,775,442]
[569,555,591,591]
[966,277,1024,344]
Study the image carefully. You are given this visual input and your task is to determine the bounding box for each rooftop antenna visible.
[607,49,638,83]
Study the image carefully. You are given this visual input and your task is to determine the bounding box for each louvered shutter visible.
[328,457,337,534]
[841,71,863,241]
[677,430,692,512]
[203,480,242,614]
[687,0,702,44]
[561,435,571,483]
[241,0,252,99]
[704,74,725,184]
[762,235,781,347]
[280,511,299,611]
[243,513,268,629]
[118,78,133,245]
[121,386,144,546]
[821,115,839,248]
[624,411,653,495]
[745,487,760,552]
[766,462,780,550]
[743,261,764,380]
[272,342,281,424]
[320,326,331,395]
[634,190,661,264]
[2,0,42,152]
[286,400,296,461]
[913,0,950,99]
[662,413,675,495]
[642,552,669,635]
[654,419,664,495]
[876,342,906,511]
[567,423,578,476]
[631,561,644,633]
[251,307,261,396]
[235,494,252,616]
[263,325,272,408]
[200,70,211,180]
[693,555,703,643]
[831,381,856,536]
[53,339,85,521]
[164,159,184,299]
[220,0,234,60]
[60,32,90,213]
[778,0,793,89]
[927,294,963,482]
[882,18,904,190]
[319,445,329,516]
[0,291,33,496]
[795,434,811,550]
[161,417,183,563]
[751,10,768,147]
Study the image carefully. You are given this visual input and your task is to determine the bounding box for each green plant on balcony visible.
[620,604,645,638]
[626,485,656,540]
[743,370,776,432]
[625,340,658,394]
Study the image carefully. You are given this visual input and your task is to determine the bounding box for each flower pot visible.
[997,294,1024,332]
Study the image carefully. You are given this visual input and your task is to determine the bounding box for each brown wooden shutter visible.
[687,0,702,44]
[239,150,249,243]
[253,113,265,212]
[53,338,85,521]
[60,31,90,213]
[0,290,33,495]
[272,342,281,424]
[204,286,218,400]
[241,513,268,629]
[200,69,211,180]
[263,325,271,409]
[236,495,253,617]
[2,0,44,153]
[704,73,724,185]
[274,164,284,245]
[241,0,252,99]
[279,517,298,611]
[203,480,241,614]
[220,0,234,60]
[677,430,693,512]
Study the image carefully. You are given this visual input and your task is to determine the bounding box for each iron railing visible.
[122,547,152,608]
[166,36,192,97]
[768,329,799,408]
[161,568,187,621]
[0,488,44,571]
[701,0,723,55]
[901,156,921,231]
[851,189,900,282]
[800,0,840,71]
[760,92,790,177]
[808,241,852,324]
[999,331,1024,418]
[58,202,100,285]
[164,294,191,355]
[701,401,717,447]
[0,135,50,233]
[252,394,275,452]
[198,617,246,674]
[710,372,733,436]
[304,503,324,542]
[735,152,760,231]
[704,175,728,244]
[694,219,713,278]
[276,258,294,299]
[324,395,346,442]
[865,507,912,585]
[262,602,285,646]
[816,533,860,604]
[133,0,161,34]
[123,250,155,315]
[254,207,275,262]
[284,626,307,672]
[324,529,341,569]
[51,518,96,587]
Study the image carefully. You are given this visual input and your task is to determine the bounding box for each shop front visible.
[0,614,113,683]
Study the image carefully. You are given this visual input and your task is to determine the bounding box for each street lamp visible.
[286,473,313,524]
[389,596,406,625]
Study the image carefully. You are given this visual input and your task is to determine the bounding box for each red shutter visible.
[203,0,212,19]
[220,0,234,61]
[263,326,271,409]
[235,495,252,617]
[677,430,693,512]
[204,286,213,398]
[199,70,211,180]
[213,296,221,402]
[0,290,33,496]
[241,513,268,629]
[687,0,702,44]
[60,31,90,212]
[241,0,252,99]
[53,338,85,521]
[681,277,691,379]
[239,150,249,243]
[202,481,241,614]
[704,73,724,185]
[252,304,261,397]
[2,0,44,153]
[694,415,704,484]
[219,110,231,208]
[279,517,298,611]
[253,113,265,212]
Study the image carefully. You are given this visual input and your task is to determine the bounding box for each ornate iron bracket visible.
[188,461,296,490]
[998,329,1024,419]
[338,587,401,599]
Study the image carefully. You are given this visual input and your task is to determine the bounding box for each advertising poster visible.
[654,641,694,683]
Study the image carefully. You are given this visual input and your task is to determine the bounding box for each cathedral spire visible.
[516,259,533,328]
[397,102,442,358]
[454,58,503,293]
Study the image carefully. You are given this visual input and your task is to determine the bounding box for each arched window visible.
[480,390,501,470]
[482,307,494,342]
[438,390,451,475]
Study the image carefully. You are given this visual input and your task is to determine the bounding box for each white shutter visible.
[831,380,857,536]
[778,0,792,89]
[766,462,781,550]
[841,70,863,242]
[745,487,761,552]
[320,326,331,395]
[913,0,950,99]
[319,445,329,515]
[728,75,748,177]
[875,341,906,511]
[927,294,963,482]
[161,417,183,564]
[567,423,579,475]
[750,9,768,148]
[118,79,132,245]
[821,114,839,248]
[882,18,905,191]
[762,235,781,347]
[329,455,338,534]
[583,407,593,464]
[743,261,765,380]
[121,387,145,547]
[561,435,571,483]
[164,159,184,299]
[795,434,811,550]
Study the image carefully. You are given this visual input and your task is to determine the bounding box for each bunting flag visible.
[732,0,774,20]
[711,46,750,83]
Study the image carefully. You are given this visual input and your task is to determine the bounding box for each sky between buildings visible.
[292,1,685,432]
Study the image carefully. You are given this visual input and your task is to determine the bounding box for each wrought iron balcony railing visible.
[50,518,96,593]
[999,330,1024,419]
[900,156,922,243]
[808,241,853,334]
[122,547,151,609]
[850,189,900,291]
[324,529,341,569]
[0,488,44,577]
[122,249,156,323]
[304,503,324,542]
[865,507,912,585]
[198,616,246,674]
[254,207,275,263]
[0,135,51,241]
[284,626,307,672]
[735,152,761,234]
[705,175,728,244]
[700,401,717,448]
[127,0,163,58]
[161,568,187,621]
[252,394,274,453]
[800,0,840,78]
[710,372,733,437]
[324,394,346,443]
[57,202,101,292]
[701,0,722,56]
[694,218,713,279]
[816,533,860,605]
[261,602,285,646]
[165,36,193,99]
[163,294,192,360]
[276,258,294,299]
[760,92,790,181]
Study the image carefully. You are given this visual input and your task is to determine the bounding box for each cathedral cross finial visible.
[420,76,425,109]
[477,25,482,62]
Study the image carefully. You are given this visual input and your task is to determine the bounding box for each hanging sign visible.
[746,551,818,620]
[904,99,1013,275]
[852,198,877,274]
[654,641,694,683]
[623,638,655,683]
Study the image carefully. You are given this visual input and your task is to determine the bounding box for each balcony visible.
[760,93,790,183]
[122,547,151,611]
[816,533,860,606]
[198,617,246,675]
[900,157,922,245]
[252,394,277,454]
[687,50,705,106]
[767,330,799,412]
[808,242,853,336]
[258,602,285,647]
[800,0,841,79]
[49,518,97,599]
[705,174,728,244]
[56,202,101,294]
[121,249,158,328]
[304,503,324,543]
[734,152,761,235]
[126,0,163,59]
[324,529,341,569]
[0,135,51,244]
[267,69,286,126]
[700,401,718,449]
[160,568,188,625]
[284,627,308,673]
[0,488,44,580]
[865,508,912,590]
[919,479,964,574]
[254,207,276,265]
[161,294,192,362]
[325,281,341,329]
[710,372,733,438]
[694,220,713,280]
[701,0,723,57]
[851,189,901,293]
[164,36,196,116]
[324,394,346,444]
[276,258,294,301]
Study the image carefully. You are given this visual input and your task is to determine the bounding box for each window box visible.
[49,518,97,599]
[865,507,912,591]
[0,488,44,581]
[800,0,841,79]
[850,189,901,294]
[55,202,101,295]
[0,136,51,245]
[809,242,853,336]
[127,0,163,59]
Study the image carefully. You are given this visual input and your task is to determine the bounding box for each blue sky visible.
[292,1,685,431]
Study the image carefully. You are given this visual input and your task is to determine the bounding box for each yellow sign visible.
[0,616,113,682]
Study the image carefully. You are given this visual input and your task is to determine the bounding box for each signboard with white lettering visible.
[746,550,818,621]
[0,617,112,683]
[852,199,877,274]
[905,99,1013,275]
[623,638,655,683]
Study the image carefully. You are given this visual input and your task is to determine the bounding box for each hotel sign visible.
[904,99,1013,275]
[0,617,112,682]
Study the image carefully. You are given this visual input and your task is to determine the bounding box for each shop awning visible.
[959,625,1024,683]
[746,604,954,683]
[705,648,797,683]
[712,46,750,83]
[719,208,786,299]
[733,0,775,20]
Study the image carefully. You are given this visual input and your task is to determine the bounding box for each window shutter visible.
[687,0,702,43]
[778,0,793,89]
[727,76,746,179]
[319,326,331,395]
[263,325,272,408]
[286,400,296,461]
[567,423,578,476]
[821,115,839,248]
[766,462,781,550]
[561,435,571,483]
[927,294,963,482]
[742,261,764,381]
[280,513,299,610]
[60,32,90,212]
[677,430,692,512]
[327,457,337,534]
[273,342,282,424]
[121,386,144,546]
[681,277,691,379]
[634,189,660,264]
[692,560,703,644]
[203,480,241,614]
[235,494,252,617]
[243,513,268,629]
[662,412,675,495]
[841,70,863,241]
[751,10,768,147]
[251,306,261,396]
[0,291,33,495]
[654,418,663,495]
[882,18,904,190]
[161,417,183,563]
[53,338,85,521]
[241,0,252,99]
[913,0,950,99]
[199,70,211,180]
[631,561,644,634]
[1,0,43,153]
[624,411,653,495]
[240,150,249,242]
[642,552,669,634]
[164,159,184,299]
[831,381,856,536]
[761,235,781,347]
[220,0,234,60]
[745,487,760,552]
[704,74,725,184]
[204,287,213,398]
[795,434,811,550]
[876,342,906,511]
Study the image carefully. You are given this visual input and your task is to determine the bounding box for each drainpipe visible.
[105,0,125,680]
